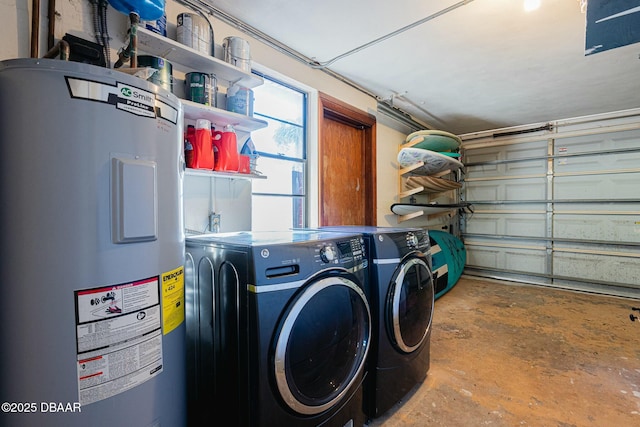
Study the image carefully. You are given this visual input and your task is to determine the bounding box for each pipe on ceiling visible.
[193,0,475,70]
[182,0,474,127]
[309,0,475,69]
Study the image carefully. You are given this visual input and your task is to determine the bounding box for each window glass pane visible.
[252,195,305,231]
[251,73,307,231]
[253,78,304,126]
[251,117,304,159]
[253,157,305,195]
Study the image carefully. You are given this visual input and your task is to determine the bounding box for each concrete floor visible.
[367,276,640,426]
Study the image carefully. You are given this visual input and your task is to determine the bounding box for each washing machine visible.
[310,226,434,420]
[184,230,371,426]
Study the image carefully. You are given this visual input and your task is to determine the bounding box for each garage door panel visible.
[465,182,499,201]
[466,246,500,269]
[504,140,548,159]
[554,202,640,214]
[465,216,500,235]
[466,213,546,237]
[553,251,640,288]
[506,159,546,175]
[466,244,547,274]
[505,249,547,273]
[465,151,500,165]
[466,178,547,201]
[555,129,640,155]
[554,173,640,199]
[466,160,546,179]
[466,140,548,179]
[505,179,547,200]
[554,214,640,243]
[503,215,547,237]
[466,140,547,162]
[466,163,499,176]
[554,152,640,173]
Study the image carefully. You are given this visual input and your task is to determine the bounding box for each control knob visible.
[406,232,418,247]
[320,245,337,263]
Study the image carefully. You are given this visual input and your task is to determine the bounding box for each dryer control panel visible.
[318,237,366,267]
[406,230,430,252]
[336,237,366,264]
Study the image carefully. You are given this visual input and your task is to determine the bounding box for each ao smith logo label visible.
[64,76,178,124]
[120,86,155,104]
[115,83,156,117]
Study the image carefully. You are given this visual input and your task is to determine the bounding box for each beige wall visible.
[0,0,413,228]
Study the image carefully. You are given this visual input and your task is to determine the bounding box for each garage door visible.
[460,109,640,297]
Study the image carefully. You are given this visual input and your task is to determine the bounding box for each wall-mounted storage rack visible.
[135,27,263,88]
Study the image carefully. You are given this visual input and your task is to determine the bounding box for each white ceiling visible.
[206,0,640,135]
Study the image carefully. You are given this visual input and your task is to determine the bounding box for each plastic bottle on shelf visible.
[191,119,215,169]
[212,124,239,172]
[240,136,259,174]
[184,124,195,168]
[226,85,253,116]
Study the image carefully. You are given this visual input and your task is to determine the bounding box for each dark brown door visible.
[318,93,376,226]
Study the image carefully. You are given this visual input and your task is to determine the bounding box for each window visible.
[250,74,307,231]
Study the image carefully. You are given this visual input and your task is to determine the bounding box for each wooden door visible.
[318,93,376,226]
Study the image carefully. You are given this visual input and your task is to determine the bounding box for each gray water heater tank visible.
[0,59,186,427]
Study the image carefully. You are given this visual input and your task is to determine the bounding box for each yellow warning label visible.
[161,266,185,334]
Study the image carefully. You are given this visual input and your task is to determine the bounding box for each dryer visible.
[311,226,434,420]
[185,230,371,426]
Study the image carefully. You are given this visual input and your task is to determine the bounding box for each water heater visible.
[0,59,186,427]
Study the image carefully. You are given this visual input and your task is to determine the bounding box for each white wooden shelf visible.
[182,100,267,133]
[185,168,266,180]
[135,27,263,88]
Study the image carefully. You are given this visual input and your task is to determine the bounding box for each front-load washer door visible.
[386,254,434,354]
[273,270,371,416]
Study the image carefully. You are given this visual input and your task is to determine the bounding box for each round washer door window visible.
[387,254,434,353]
[273,272,371,415]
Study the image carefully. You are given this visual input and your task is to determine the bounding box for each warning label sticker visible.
[75,277,163,406]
